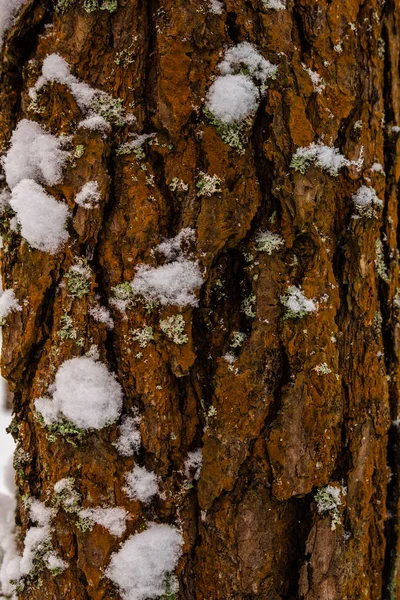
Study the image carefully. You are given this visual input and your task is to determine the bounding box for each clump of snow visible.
[114,413,142,456]
[106,523,183,600]
[44,552,68,572]
[156,228,195,261]
[18,500,64,578]
[74,181,101,209]
[0,0,27,46]
[78,115,111,132]
[123,465,160,504]
[205,42,277,125]
[131,259,203,307]
[78,507,127,537]
[371,162,384,173]
[34,356,123,430]
[2,119,70,189]
[89,302,114,329]
[352,185,383,218]
[29,53,97,112]
[184,449,202,481]
[301,63,326,93]
[219,42,278,82]
[9,179,70,253]
[209,0,224,13]
[0,289,21,323]
[206,74,259,124]
[262,0,286,8]
[0,493,17,597]
[281,285,316,319]
[290,142,363,176]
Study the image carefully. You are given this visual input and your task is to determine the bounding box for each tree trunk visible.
[1,0,399,598]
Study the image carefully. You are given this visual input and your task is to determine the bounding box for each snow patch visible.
[34,356,123,430]
[0,290,21,323]
[184,449,202,481]
[2,119,70,190]
[89,302,114,329]
[10,179,70,254]
[123,465,160,504]
[206,42,277,125]
[78,115,111,132]
[74,181,101,209]
[78,507,127,537]
[114,414,141,456]
[291,142,363,176]
[281,286,316,319]
[352,185,383,218]
[106,523,183,600]
[131,259,203,307]
[0,0,27,46]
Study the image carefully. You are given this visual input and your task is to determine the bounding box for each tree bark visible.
[1,0,400,598]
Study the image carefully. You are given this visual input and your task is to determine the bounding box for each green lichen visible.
[160,314,188,345]
[90,94,125,125]
[375,239,389,282]
[241,294,256,318]
[204,107,252,152]
[196,171,222,197]
[57,312,78,340]
[83,0,118,12]
[65,262,91,299]
[131,326,154,348]
[74,144,85,159]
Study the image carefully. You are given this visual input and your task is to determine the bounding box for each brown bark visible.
[1,0,400,598]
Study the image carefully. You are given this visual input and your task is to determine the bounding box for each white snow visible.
[209,0,224,13]
[2,119,70,190]
[0,493,17,597]
[281,286,316,318]
[29,54,97,112]
[206,74,259,124]
[301,64,326,93]
[19,500,53,577]
[156,228,195,261]
[34,356,123,430]
[218,42,278,82]
[371,162,384,173]
[352,185,383,218]
[114,414,141,456]
[262,0,286,8]
[206,42,277,125]
[44,552,68,572]
[106,523,183,600]
[0,290,21,323]
[131,259,203,307]
[78,115,111,132]
[0,0,27,46]
[184,449,202,481]
[89,303,114,329]
[78,507,127,537]
[123,465,160,504]
[74,181,101,209]
[10,179,70,254]
[291,142,363,176]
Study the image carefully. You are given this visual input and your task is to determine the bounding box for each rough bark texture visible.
[1,0,400,598]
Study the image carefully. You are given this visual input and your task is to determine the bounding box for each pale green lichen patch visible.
[314,484,346,530]
[160,314,188,345]
[65,262,91,299]
[255,230,285,254]
[375,239,389,282]
[196,171,222,197]
[131,326,154,348]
